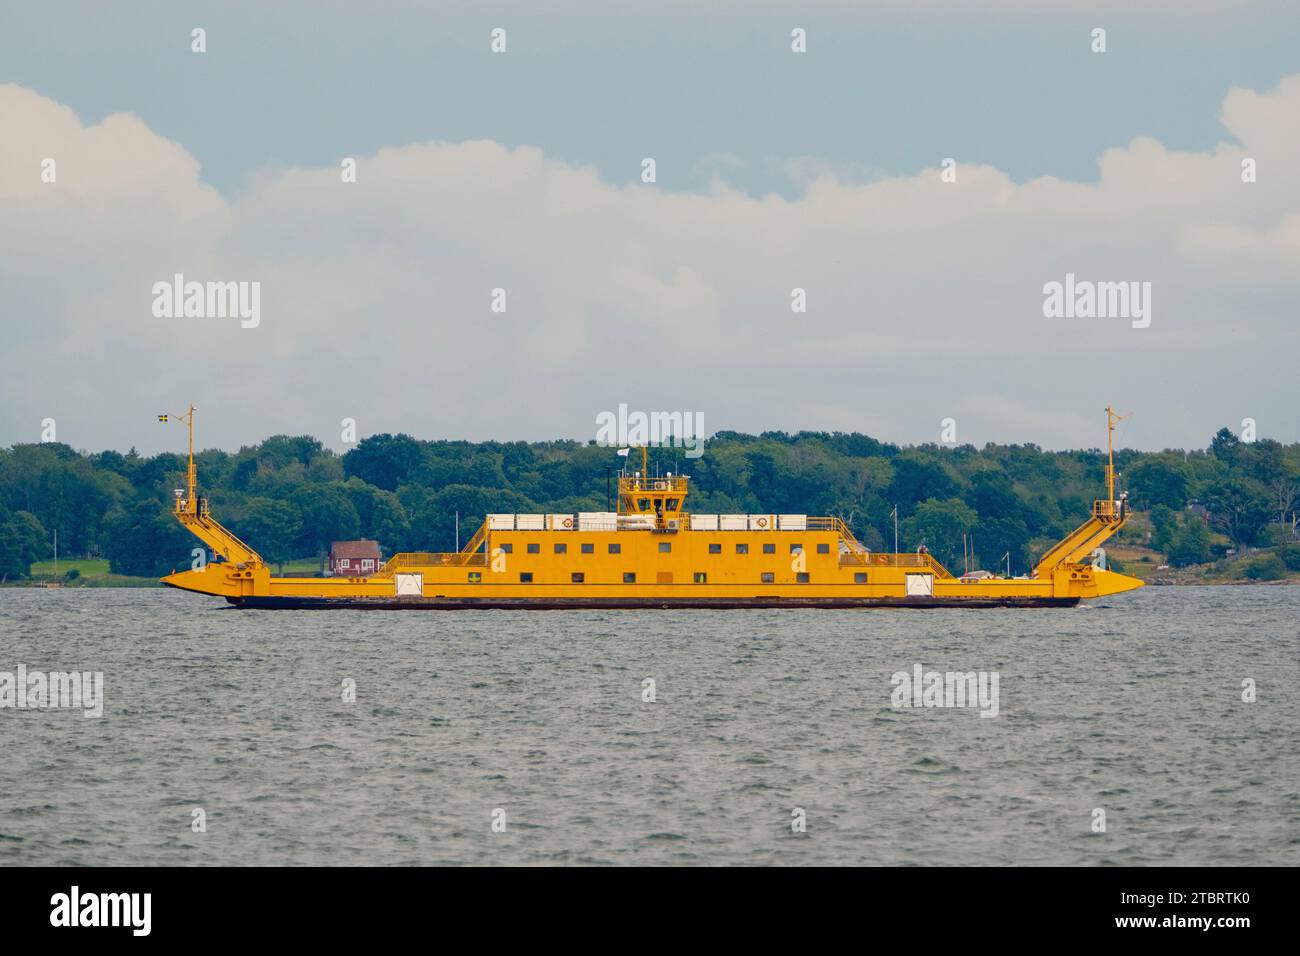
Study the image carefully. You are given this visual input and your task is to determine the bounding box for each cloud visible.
[1,75,1298,454]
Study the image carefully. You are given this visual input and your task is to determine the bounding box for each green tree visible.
[1149,504,1178,553]
[103,501,194,577]
[1203,477,1272,550]
[0,511,48,579]
[342,434,424,491]
[1166,519,1211,567]
[233,498,302,570]
[1126,456,1191,510]
[295,485,361,558]
[1243,553,1286,580]
[900,497,978,570]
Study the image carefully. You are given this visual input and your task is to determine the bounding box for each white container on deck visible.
[719,515,748,531]
[778,514,807,531]
[547,513,575,530]
[487,514,515,530]
[747,514,775,531]
[618,514,656,530]
[690,514,719,531]
[515,514,545,530]
[577,511,618,531]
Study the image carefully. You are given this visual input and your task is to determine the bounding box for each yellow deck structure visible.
[161,409,1144,609]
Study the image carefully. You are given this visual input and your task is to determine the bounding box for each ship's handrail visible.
[839,551,954,576]
[381,551,488,572]
[619,475,689,494]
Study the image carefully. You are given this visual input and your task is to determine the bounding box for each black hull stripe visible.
[224,595,1079,610]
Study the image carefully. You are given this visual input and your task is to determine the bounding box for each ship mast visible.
[163,404,198,513]
[1104,405,1129,516]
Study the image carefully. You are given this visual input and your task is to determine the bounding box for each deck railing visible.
[380,551,487,573]
[838,551,953,576]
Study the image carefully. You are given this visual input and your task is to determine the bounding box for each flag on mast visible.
[616,448,630,457]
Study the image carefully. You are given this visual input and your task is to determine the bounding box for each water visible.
[1,586,1297,866]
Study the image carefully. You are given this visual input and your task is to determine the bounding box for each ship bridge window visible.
[666,498,679,510]
[736,543,749,555]
[638,498,650,510]
[581,543,594,554]
[708,543,721,554]
[658,542,672,553]
[763,543,775,554]
[554,543,567,554]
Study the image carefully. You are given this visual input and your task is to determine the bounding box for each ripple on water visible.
[0,586,1297,865]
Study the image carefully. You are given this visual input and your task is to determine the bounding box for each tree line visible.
[1,426,1296,580]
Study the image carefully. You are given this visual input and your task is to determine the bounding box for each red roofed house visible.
[330,540,382,577]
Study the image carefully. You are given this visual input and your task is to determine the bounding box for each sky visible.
[1,0,1298,455]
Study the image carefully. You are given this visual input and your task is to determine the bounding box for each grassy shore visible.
[4,558,158,588]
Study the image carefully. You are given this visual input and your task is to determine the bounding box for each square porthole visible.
[796,573,810,583]
[520,572,534,583]
[527,543,540,554]
[854,572,867,584]
[708,543,721,554]
[623,572,636,583]
[693,572,707,583]
[762,543,775,554]
[817,543,830,554]
[761,572,774,583]
[659,542,672,553]
[581,543,594,554]
[609,543,621,554]
[571,572,585,583]
[736,543,749,555]
[499,543,513,554]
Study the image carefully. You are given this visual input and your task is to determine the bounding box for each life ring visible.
[562,516,574,529]
[756,516,769,528]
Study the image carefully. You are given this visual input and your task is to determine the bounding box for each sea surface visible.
[1,586,1297,866]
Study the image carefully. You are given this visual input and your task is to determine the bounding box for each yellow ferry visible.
[161,408,1144,609]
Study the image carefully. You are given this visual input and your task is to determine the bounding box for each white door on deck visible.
[905,573,934,597]
[395,573,423,596]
